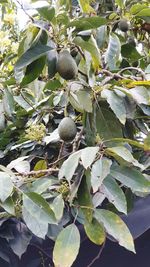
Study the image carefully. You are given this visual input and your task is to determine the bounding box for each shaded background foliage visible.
[0,0,150,266]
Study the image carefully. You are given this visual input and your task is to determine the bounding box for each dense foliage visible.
[0,0,150,266]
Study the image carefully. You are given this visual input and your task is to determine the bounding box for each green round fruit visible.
[118,19,129,32]
[127,37,136,47]
[58,117,77,142]
[56,50,78,80]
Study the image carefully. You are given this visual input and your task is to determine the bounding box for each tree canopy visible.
[0,0,150,266]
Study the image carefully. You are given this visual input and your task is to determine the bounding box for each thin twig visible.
[15,167,59,177]
[15,0,34,22]
[117,67,146,80]
[73,127,84,152]
[86,240,106,267]
[58,141,65,159]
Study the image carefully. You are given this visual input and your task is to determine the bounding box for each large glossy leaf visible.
[101,89,126,124]
[29,177,58,194]
[91,158,112,193]
[105,33,121,70]
[0,172,13,202]
[22,192,56,238]
[84,218,106,245]
[59,151,81,183]
[68,16,106,31]
[130,86,149,105]
[51,194,64,221]
[15,44,53,70]
[102,175,127,214]
[77,0,95,13]
[96,105,123,140]
[74,36,101,69]
[53,224,80,267]
[21,56,46,86]
[37,7,55,21]
[81,147,99,169]
[77,176,93,222]
[0,197,15,215]
[110,165,150,193]
[95,209,135,253]
[106,146,143,168]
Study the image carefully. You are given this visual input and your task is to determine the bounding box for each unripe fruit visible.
[118,19,129,32]
[58,117,77,142]
[56,50,78,80]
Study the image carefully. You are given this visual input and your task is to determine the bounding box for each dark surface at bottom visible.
[0,229,150,267]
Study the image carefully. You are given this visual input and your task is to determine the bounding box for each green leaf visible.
[81,147,99,169]
[136,8,150,17]
[144,132,150,151]
[130,86,149,105]
[77,0,95,13]
[53,224,80,267]
[68,16,106,31]
[104,138,144,149]
[59,151,81,183]
[103,175,127,214]
[96,25,107,49]
[95,209,135,253]
[51,194,64,221]
[76,90,92,112]
[37,7,55,22]
[22,192,56,238]
[101,89,126,124]
[110,165,150,193]
[29,177,58,194]
[0,172,13,202]
[96,105,123,140]
[84,218,106,245]
[0,197,15,215]
[130,4,147,15]
[74,36,101,69]
[47,50,58,79]
[91,158,112,193]
[34,160,47,171]
[105,33,121,70]
[115,0,126,8]
[77,176,93,222]
[121,44,142,62]
[21,56,46,86]
[15,44,53,70]
[106,146,143,168]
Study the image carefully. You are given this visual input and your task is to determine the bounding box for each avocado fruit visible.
[118,19,129,32]
[56,50,78,80]
[58,117,77,142]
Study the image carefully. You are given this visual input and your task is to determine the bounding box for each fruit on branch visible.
[56,50,78,80]
[118,19,129,32]
[58,117,77,142]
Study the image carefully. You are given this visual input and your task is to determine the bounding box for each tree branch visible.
[86,240,106,267]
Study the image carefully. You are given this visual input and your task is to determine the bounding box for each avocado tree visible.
[0,0,150,266]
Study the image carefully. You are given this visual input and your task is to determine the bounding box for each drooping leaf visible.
[68,16,106,31]
[84,218,106,245]
[95,209,135,253]
[91,158,112,193]
[22,192,56,238]
[106,146,143,168]
[53,224,80,267]
[0,196,15,215]
[29,177,58,194]
[15,44,53,70]
[0,172,13,202]
[59,151,81,183]
[96,105,123,140]
[105,33,121,70]
[110,165,150,193]
[101,89,126,124]
[102,175,127,214]
[37,7,55,22]
[51,194,64,221]
[77,175,93,222]
[81,147,99,169]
